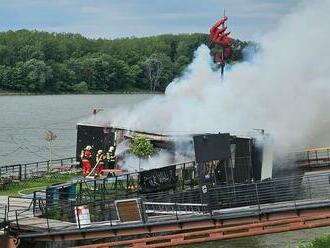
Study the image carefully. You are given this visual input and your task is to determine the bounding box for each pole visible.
[220,8,226,79]
[50,140,52,171]
[138,158,141,172]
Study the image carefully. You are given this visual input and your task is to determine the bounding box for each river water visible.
[0,94,153,166]
[1,94,330,247]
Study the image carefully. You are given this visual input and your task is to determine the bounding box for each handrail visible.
[0,157,77,181]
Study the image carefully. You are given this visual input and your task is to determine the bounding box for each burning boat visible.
[75,122,305,209]
[76,123,274,183]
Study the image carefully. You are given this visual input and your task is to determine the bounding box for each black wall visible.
[233,138,252,183]
[76,125,115,163]
[193,134,231,163]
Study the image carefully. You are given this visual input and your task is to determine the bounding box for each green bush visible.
[299,234,330,248]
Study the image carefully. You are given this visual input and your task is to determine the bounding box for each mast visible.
[220,8,226,79]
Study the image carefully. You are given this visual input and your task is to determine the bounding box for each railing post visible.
[175,202,178,220]
[33,192,36,216]
[7,196,10,213]
[293,184,297,211]
[45,206,50,232]
[109,202,113,227]
[255,183,261,214]
[79,181,82,204]
[24,164,27,180]
[4,205,7,223]
[182,163,185,190]
[307,176,312,199]
[15,210,20,232]
[18,164,22,181]
[93,180,96,201]
[126,174,129,192]
[76,206,81,229]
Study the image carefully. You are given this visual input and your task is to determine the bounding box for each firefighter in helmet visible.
[81,145,92,177]
[95,149,105,176]
[106,146,116,170]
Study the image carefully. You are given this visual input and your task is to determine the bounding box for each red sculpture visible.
[210,16,233,76]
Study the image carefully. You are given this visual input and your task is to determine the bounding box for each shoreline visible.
[0,91,163,96]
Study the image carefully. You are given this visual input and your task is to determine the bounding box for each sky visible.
[0,0,301,41]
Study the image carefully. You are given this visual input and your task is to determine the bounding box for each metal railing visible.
[0,157,78,182]
[7,170,330,236]
[295,147,330,169]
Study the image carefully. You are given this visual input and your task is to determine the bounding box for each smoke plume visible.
[92,0,330,152]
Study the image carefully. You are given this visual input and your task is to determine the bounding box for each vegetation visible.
[299,234,330,248]
[0,29,251,93]
[0,172,81,196]
[130,135,154,159]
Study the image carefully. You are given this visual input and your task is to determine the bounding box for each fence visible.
[5,170,330,235]
[0,157,78,181]
[296,147,330,170]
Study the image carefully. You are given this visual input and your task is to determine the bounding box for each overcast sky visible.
[0,0,301,41]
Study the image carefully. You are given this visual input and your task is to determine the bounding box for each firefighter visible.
[81,145,92,177]
[106,146,116,170]
[96,150,105,176]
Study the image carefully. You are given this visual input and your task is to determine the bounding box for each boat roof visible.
[77,123,254,141]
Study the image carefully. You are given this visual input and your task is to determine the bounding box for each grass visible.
[0,172,83,196]
[299,234,330,248]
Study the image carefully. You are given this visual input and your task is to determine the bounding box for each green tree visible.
[129,135,153,171]
[0,30,249,93]
[23,59,53,92]
[144,56,162,91]
[72,81,88,93]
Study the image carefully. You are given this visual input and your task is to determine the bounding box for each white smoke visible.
[115,139,130,156]
[119,150,173,171]
[93,0,330,153]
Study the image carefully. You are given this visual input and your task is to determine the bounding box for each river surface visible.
[0,94,153,166]
[1,94,330,247]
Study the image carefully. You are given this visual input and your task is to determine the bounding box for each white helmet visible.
[109,146,114,152]
[85,145,92,150]
[97,150,103,154]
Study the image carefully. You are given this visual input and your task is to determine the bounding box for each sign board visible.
[139,165,177,193]
[74,205,91,228]
[115,198,143,222]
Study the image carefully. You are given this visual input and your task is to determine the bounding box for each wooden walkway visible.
[10,217,76,232]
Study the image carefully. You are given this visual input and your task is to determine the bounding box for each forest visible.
[0,30,251,93]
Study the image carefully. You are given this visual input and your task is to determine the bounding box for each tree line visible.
[0,30,251,93]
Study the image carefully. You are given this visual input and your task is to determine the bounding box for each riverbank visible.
[0,90,162,96]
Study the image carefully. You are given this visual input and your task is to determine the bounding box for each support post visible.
[24,164,27,180]
[33,192,36,216]
[255,183,261,214]
[18,164,22,181]
[15,210,20,233]
[76,207,81,229]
